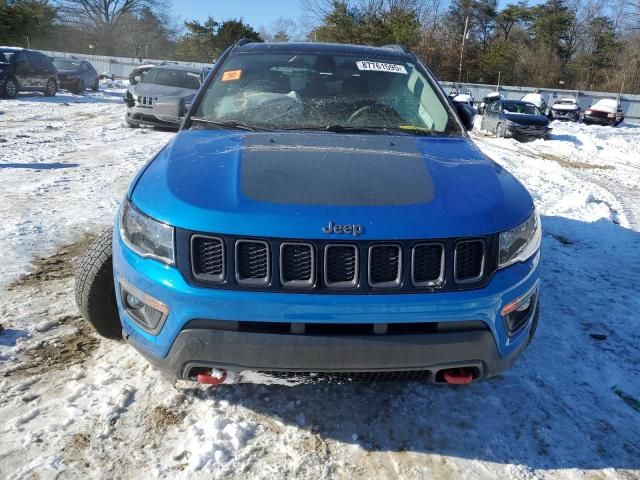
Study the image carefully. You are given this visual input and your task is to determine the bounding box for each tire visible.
[496,123,505,138]
[74,229,122,339]
[92,79,99,91]
[3,77,18,98]
[44,78,57,96]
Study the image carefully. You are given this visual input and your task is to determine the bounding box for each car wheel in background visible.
[44,78,57,96]
[75,229,122,339]
[496,123,506,138]
[3,77,18,98]
[74,79,85,94]
[92,79,99,91]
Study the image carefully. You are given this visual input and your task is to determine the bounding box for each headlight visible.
[498,209,541,269]
[505,119,519,127]
[120,198,174,264]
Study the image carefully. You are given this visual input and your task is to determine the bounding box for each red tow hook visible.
[443,368,474,385]
[196,369,227,385]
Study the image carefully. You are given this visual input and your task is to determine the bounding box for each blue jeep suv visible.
[76,41,541,385]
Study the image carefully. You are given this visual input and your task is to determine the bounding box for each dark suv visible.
[0,47,58,98]
[52,56,99,94]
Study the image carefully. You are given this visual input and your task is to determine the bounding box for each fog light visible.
[125,293,144,309]
[119,277,168,333]
[502,283,539,335]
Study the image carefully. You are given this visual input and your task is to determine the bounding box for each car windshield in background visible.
[142,68,201,89]
[194,52,461,135]
[503,101,542,115]
[53,58,81,70]
[0,50,17,64]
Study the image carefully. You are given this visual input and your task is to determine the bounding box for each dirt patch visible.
[540,152,615,170]
[8,233,98,290]
[4,314,99,379]
[146,406,186,431]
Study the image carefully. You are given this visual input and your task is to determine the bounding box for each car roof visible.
[503,100,534,106]
[235,41,414,60]
[151,63,202,73]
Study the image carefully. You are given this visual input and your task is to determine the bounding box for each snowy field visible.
[1,88,639,480]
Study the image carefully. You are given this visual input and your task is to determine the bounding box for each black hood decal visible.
[241,133,433,206]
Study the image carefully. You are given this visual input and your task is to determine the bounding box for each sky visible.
[169,0,306,30]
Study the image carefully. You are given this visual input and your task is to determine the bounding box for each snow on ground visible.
[1,93,639,479]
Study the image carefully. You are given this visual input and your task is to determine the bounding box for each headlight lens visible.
[120,198,174,264]
[498,209,541,269]
[505,119,519,127]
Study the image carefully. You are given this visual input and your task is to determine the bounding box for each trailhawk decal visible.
[356,61,407,74]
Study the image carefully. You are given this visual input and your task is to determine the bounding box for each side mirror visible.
[153,96,184,123]
[453,102,475,130]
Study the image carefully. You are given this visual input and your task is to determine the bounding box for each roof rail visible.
[381,44,409,53]
[236,38,257,46]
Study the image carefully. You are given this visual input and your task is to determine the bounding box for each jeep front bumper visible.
[113,229,540,381]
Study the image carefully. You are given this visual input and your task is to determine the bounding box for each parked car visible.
[583,98,624,126]
[124,64,203,128]
[477,91,501,114]
[451,92,475,110]
[0,47,57,98]
[548,97,581,122]
[128,64,156,85]
[520,93,548,114]
[76,40,541,386]
[51,56,99,93]
[481,99,551,141]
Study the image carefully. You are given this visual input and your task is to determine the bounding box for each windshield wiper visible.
[324,124,389,134]
[189,117,269,132]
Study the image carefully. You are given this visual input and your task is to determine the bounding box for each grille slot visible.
[412,243,445,287]
[368,244,401,287]
[235,240,270,285]
[454,240,485,284]
[191,235,225,281]
[324,244,358,288]
[280,242,314,287]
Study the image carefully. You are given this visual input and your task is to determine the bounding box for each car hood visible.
[128,83,197,98]
[504,113,549,126]
[131,131,534,239]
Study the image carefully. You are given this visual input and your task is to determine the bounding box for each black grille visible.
[455,240,485,283]
[280,243,314,286]
[236,240,270,285]
[412,243,444,286]
[257,370,432,383]
[325,245,358,287]
[369,245,401,287]
[191,236,225,281]
[184,232,496,294]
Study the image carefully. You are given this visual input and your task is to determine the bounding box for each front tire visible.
[496,123,506,138]
[75,229,122,339]
[92,79,99,91]
[44,78,57,97]
[3,77,18,98]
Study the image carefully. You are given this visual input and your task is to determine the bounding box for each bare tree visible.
[54,0,166,26]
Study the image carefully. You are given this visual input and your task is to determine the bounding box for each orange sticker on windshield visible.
[222,69,242,81]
